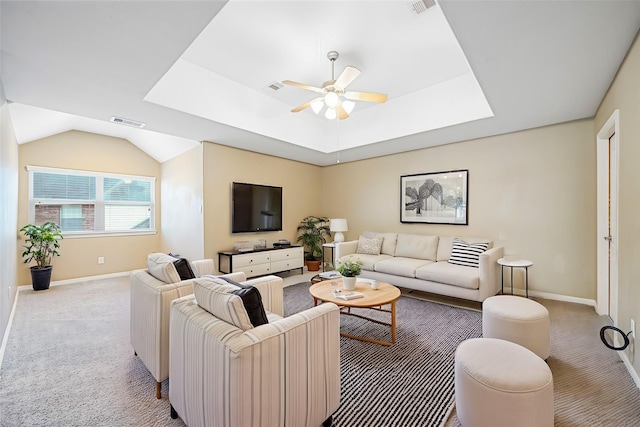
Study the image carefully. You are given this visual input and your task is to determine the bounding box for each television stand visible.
[218,245,303,279]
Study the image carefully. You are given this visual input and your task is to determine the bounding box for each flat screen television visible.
[232,182,283,233]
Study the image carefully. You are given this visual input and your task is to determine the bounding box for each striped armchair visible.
[130,254,284,399]
[169,277,340,427]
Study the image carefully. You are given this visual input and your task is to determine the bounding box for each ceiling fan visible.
[282,51,388,120]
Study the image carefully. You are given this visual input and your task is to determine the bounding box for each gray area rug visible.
[285,281,482,427]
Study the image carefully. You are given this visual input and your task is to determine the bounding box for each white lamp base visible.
[333,232,345,243]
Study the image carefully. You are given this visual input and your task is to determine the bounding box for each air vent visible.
[407,0,436,16]
[266,81,284,91]
[110,116,146,128]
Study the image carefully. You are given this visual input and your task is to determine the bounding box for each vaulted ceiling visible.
[2,1,639,166]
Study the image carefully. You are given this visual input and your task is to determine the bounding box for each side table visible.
[322,243,336,271]
[497,258,533,298]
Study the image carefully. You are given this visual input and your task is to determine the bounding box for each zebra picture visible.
[400,170,468,225]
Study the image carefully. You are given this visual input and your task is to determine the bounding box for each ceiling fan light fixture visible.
[342,100,355,114]
[325,107,337,120]
[325,92,339,108]
[311,99,324,114]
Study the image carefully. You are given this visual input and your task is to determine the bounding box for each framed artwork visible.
[400,170,468,225]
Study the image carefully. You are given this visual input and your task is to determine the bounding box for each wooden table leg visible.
[391,301,396,345]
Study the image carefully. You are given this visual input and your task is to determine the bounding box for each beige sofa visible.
[335,232,503,302]
[130,253,284,398]
[169,277,340,427]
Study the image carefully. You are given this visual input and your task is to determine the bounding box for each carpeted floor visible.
[1,275,640,426]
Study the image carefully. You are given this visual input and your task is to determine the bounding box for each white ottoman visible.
[483,295,550,360]
[455,338,554,427]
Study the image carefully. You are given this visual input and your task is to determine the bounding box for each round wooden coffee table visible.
[309,278,401,346]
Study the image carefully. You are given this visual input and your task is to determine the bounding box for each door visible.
[596,110,619,324]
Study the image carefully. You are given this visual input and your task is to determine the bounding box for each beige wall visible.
[0,77,20,341]
[202,142,323,268]
[322,119,597,300]
[160,143,204,260]
[17,130,162,285]
[595,33,640,378]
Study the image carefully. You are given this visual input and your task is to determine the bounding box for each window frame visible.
[27,165,157,238]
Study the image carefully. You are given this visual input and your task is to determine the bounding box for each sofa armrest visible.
[130,270,197,382]
[478,246,504,301]
[243,275,284,317]
[335,240,358,260]
[192,259,214,276]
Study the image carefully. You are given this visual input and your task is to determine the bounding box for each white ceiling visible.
[2,1,639,166]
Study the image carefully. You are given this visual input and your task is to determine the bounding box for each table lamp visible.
[330,218,348,243]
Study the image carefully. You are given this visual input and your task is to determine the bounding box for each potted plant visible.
[20,222,63,291]
[296,216,331,271]
[336,256,363,291]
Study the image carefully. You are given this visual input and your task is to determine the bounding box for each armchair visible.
[169,277,340,427]
[130,253,284,398]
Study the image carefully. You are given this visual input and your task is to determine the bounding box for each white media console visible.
[218,246,304,279]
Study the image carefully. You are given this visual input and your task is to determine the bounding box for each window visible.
[27,166,156,236]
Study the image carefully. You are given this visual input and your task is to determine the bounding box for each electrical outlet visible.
[631,319,636,339]
[98,257,105,264]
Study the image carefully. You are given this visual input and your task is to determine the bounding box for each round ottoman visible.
[483,295,550,360]
[455,338,554,427]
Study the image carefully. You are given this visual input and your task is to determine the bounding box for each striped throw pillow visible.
[448,238,489,268]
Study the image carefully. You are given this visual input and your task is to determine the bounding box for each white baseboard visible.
[18,271,130,291]
[506,287,596,307]
[618,348,640,389]
[0,287,20,375]
[527,289,597,308]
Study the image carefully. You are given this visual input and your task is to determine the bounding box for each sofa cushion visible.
[193,278,254,331]
[395,234,439,261]
[146,253,181,284]
[437,237,494,261]
[415,262,480,290]
[356,236,383,255]
[340,253,391,271]
[374,257,434,278]
[449,238,489,268]
[363,231,398,256]
[217,276,269,327]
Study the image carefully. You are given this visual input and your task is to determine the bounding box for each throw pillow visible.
[193,278,254,331]
[169,253,196,280]
[231,286,269,327]
[448,238,489,268]
[356,236,383,255]
[218,276,269,327]
[146,253,181,283]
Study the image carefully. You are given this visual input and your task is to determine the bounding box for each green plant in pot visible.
[296,216,330,272]
[336,256,363,291]
[20,222,63,291]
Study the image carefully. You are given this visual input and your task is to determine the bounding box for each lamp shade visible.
[330,218,348,243]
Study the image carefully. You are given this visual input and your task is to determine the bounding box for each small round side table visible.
[497,258,534,298]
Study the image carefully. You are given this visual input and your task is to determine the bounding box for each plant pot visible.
[30,266,53,291]
[305,260,322,272]
[342,276,357,291]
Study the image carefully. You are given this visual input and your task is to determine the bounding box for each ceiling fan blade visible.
[291,101,312,113]
[282,80,324,93]
[334,66,361,90]
[336,103,350,120]
[291,97,324,113]
[344,91,388,103]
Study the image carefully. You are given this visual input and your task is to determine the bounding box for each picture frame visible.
[400,170,468,225]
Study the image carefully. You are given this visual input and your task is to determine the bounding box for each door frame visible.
[596,109,619,323]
